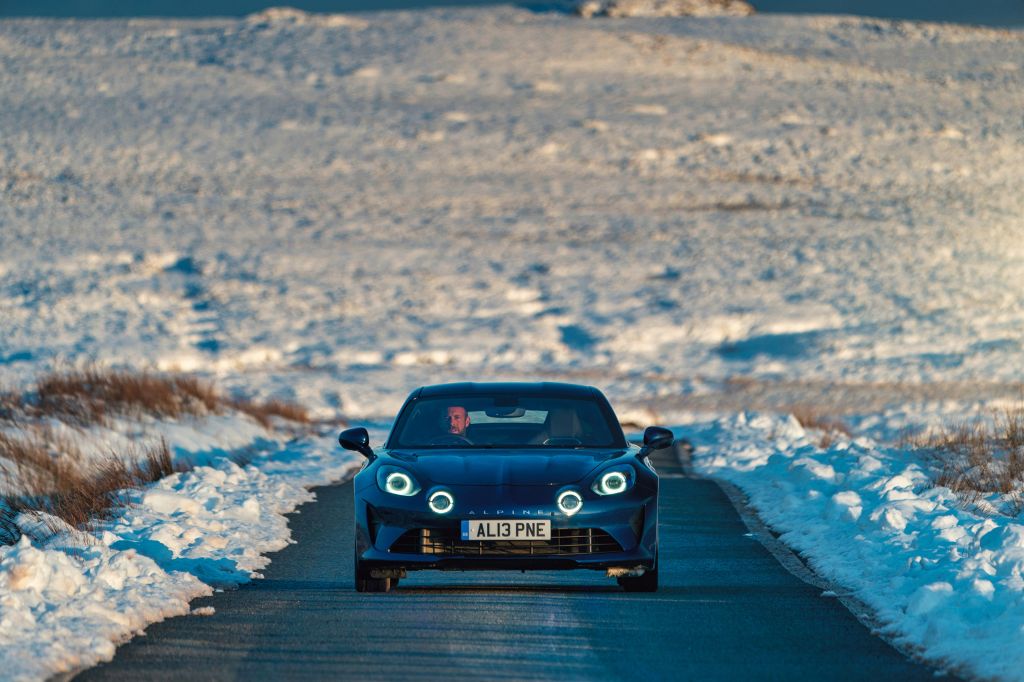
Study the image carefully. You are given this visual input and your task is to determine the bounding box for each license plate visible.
[461,519,551,541]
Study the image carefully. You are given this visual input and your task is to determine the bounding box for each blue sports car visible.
[339,382,672,593]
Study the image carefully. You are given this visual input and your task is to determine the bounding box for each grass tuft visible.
[908,406,1024,515]
[35,368,220,426]
[9,366,312,431]
[229,397,310,429]
[0,434,188,542]
[0,367,316,544]
[0,390,23,422]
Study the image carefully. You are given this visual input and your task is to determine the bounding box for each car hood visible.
[387,449,628,486]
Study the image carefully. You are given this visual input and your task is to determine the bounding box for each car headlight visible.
[377,466,421,496]
[592,467,635,496]
[557,490,583,516]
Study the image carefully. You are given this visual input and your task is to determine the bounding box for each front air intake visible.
[388,528,622,556]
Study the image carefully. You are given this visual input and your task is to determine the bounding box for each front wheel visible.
[357,575,392,593]
[354,559,393,593]
[354,557,389,589]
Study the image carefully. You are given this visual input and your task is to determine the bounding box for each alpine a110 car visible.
[339,382,672,593]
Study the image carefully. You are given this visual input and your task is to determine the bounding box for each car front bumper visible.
[354,480,658,573]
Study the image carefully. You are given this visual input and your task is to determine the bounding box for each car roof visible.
[414,381,600,399]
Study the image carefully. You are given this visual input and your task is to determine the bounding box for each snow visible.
[1,3,1023,679]
[0,415,364,681]
[3,7,1024,421]
[687,414,1024,681]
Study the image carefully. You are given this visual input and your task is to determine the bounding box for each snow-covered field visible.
[2,4,1024,680]
[4,5,1024,419]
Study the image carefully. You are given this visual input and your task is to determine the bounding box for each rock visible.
[577,0,755,19]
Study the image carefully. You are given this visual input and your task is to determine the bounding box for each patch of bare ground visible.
[902,406,1024,516]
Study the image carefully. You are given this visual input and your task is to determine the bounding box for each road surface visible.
[79,448,943,681]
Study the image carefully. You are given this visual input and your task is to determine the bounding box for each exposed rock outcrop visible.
[577,0,755,19]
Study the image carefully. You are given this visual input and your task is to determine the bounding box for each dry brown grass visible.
[0,390,23,422]
[0,432,188,542]
[907,406,1024,515]
[618,405,664,432]
[2,366,312,432]
[0,427,93,503]
[789,405,852,448]
[230,397,310,429]
[0,367,315,543]
[34,368,220,426]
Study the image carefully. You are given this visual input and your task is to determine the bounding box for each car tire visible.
[618,549,659,593]
[355,566,392,593]
[353,542,364,591]
[354,558,367,592]
[363,576,392,593]
[354,554,394,593]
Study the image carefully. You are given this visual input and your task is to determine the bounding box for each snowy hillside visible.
[2,7,1023,420]
[2,5,1024,680]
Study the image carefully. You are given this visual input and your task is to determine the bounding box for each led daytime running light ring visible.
[600,471,627,494]
[385,472,413,495]
[557,490,583,516]
[429,490,455,514]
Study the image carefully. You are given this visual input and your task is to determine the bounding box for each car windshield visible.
[389,394,625,449]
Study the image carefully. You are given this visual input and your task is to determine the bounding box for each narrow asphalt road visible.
[79,453,943,681]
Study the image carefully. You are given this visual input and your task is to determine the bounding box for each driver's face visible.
[446,406,469,435]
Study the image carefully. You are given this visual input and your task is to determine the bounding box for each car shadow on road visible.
[393,583,623,594]
[243,578,355,591]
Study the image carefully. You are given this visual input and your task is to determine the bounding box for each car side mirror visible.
[642,426,674,451]
[339,427,374,459]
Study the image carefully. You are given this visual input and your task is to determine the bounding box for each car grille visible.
[389,528,623,556]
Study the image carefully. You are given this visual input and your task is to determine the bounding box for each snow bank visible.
[0,419,362,681]
[0,535,207,681]
[688,414,1024,681]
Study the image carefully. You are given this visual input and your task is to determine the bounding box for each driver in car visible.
[445,405,471,437]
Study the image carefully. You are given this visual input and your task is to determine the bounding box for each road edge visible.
[62,461,362,682]
[671,440,960,679]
